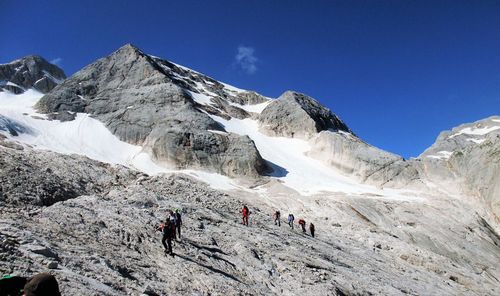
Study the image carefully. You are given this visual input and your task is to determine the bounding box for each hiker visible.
[288,214,295,229]
[274,210,281,226]
[175,209,182,239]
[23,273,61,296]
[309,223,315,237]
[168,210,177,240]
[242,205,250,226]
[157,219,175,256]
[298,218,306,233]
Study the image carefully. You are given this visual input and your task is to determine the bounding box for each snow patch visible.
[449,125,500,138]
[228,101,271,114]
[187,90,213,105]
[466,138,486,144]
[221,82,246,93]
[427,151,453,160]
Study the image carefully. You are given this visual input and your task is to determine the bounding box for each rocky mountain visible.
[0,55,65,94]
[0,45,499,295]
[35,44,269,178]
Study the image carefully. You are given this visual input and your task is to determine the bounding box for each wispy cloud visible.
[235,46,258,74]
[50,57,62,66]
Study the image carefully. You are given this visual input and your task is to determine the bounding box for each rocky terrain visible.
[1,145,499,296]
[0,45,499,295]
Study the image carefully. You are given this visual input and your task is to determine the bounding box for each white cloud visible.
[50,57,62,66]
[235,46,258,74]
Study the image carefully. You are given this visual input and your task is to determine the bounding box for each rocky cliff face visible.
[258,91,351,139]
[419,116,500,226]
[35,44,269,178]
[0,55,65,94]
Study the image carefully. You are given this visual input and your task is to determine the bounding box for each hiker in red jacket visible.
[242,205,250,226]
[298,218,306,233]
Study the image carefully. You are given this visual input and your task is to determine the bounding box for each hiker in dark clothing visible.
[288,214,294,229]
[298,219,306,233]
[175,209,182,239]
[23,273,61,296]
[274,210,281,226]
[309,223,315,237]
[157,219,175,256]
[168,210,177,240]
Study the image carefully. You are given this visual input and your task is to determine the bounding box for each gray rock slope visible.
[0,55,66,94]
[419,116,500,227]
[307,131,420,188]
[35,44,269,178]
[258,91,351,139]
[1,144,499,295]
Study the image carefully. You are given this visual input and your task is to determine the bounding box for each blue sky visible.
[1,0,499,158]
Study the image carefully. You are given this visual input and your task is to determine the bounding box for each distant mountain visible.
[0,55,65,94]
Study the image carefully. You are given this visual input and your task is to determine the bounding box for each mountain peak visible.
[114,43,145,56]
[0,55,65,93]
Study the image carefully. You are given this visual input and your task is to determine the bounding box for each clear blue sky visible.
[1,0,499,158]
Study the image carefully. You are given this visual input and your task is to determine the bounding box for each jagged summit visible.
[0,55,65,93]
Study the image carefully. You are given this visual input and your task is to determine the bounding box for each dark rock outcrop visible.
[258,91,351,139]
[0,55,66,93]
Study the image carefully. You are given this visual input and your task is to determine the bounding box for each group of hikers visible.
[156,209,182,257]
[156,205,315,256]
[244,206,316,237]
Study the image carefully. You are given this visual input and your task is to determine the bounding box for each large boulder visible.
[258,91,351,139]
[35,44,269,178]
[0,55,65,93]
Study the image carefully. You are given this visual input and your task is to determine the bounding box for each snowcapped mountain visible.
[1,45,499,295]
